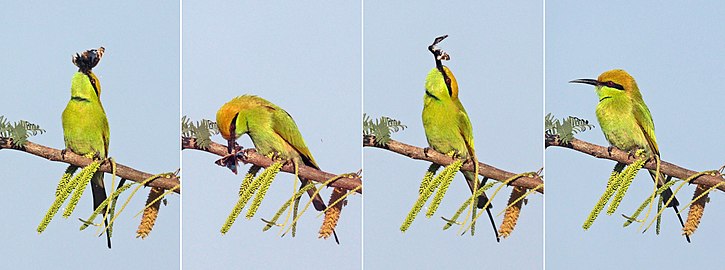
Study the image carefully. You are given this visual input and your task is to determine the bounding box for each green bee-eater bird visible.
[62,47,112,248]
[216,95,327,212]
[570,69,689,242]
[422,35,499,241]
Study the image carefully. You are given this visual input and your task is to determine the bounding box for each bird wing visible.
[455,100,477,160]
[101,118,110,158]
[270,107,319,169]
[632,100,660,156]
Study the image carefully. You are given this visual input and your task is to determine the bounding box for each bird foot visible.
[607,146,614,157]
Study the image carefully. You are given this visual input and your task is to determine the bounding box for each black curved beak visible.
[569,78,599,86]
[227,138,235,154]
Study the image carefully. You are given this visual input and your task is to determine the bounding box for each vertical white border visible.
[360,0,365,269]
[541,0,546,269]
[178,0,183,268]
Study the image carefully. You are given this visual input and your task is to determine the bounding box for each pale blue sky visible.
[182,1,362,269]
[5,1,725,269]
[546,1,725,269]
[0,1,180,270]
[364,1,543,269]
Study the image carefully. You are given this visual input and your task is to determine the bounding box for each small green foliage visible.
[426,160,463,217]
[545,113,595,144]
[246,162,283,219]
[583,163,625,230]
[363,113,407,146]
[181,115,219,149]
[0,116,46,147]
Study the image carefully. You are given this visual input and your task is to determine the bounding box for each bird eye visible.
[445,77,451,84]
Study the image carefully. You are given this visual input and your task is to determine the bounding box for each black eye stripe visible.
[86,74,100,97]
[601,80,624,90]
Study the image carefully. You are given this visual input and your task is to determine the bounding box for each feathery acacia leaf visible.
[0,116,46,147]
[181,116,219,149]
[363,113,407,146]
[545,113,594,144]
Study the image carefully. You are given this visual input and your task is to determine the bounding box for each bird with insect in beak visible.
[61,47,113,248]
[421,35,499,241]
[215,95,339,242]
[570,69,689,243]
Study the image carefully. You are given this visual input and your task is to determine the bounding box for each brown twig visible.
[545,134,725,192]
[362,135,544,194]
[0,138,180,194]
[181,137,362,194]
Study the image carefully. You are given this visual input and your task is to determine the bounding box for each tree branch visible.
[362,135,544,194]
[545,134,725,192]
[0,137,180,194]
[181,137,362,194]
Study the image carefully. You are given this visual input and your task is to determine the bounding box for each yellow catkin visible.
[655,194,662,235]
[419,164,440,194]
[136,187,164,239]
[63,161,101,218]
[400,163,448,232]
[683,184,707,237]
[246,162,282,219]
[80,182,133,230]
[319,187,345,239]
[240,166,261,196]
[426,160,463,217]
[583,163,625,230]
[623,179,677,227]
[500,187,526,238]
[56,166,77,197]
[221,162,281,234]
[443,181,496,230]
[607,158,645,215]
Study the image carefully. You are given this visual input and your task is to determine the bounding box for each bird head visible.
[426,35,459,99]
[569,69,640,99]
[216,102,250,154]
[71,47,104,99]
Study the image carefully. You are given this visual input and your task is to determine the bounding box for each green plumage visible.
[217,95,327,211]
[422,68,486,207]
[61,47,111,248]
[571,69,688,242]
[421,35,499,240]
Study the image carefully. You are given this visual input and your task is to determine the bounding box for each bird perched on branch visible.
[570,69,689,242]
[422,35,499,241]
[62,47,112,248]
[216,95,327,212]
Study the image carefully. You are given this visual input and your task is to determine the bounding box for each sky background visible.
[182,1,362,269]
[364,1,543,269]
[546,1,725,269]
[5,1,725,269]
[0,1,180,270]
